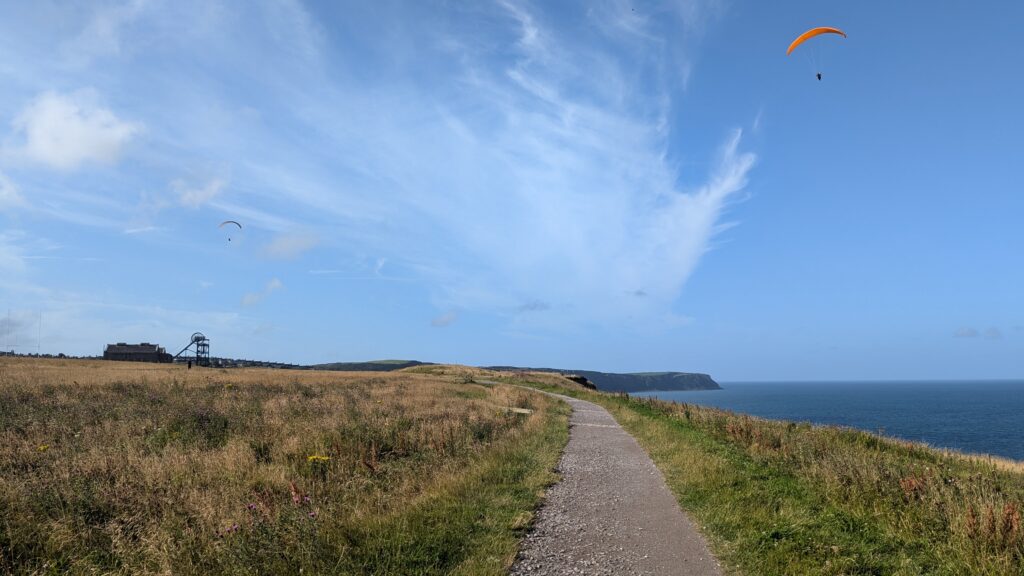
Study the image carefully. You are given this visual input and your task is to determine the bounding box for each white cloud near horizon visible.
[9,90,141,170]
[0,294,257,359]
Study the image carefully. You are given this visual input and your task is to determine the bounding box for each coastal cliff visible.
[569,371,720,393]
[486,366,720,393]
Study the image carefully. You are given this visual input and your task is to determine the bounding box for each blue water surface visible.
[636,381,1024,461]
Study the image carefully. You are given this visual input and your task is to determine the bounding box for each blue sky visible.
[0,1,1021,380]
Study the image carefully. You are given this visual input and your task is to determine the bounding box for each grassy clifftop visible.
[310,359,431,371]
[0,359,569,575]
[309,360,719,392]
[525,379,1024,575]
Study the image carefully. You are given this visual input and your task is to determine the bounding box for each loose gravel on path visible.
[510,393,722,576]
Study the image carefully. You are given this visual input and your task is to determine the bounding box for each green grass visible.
[517,380,1024,575]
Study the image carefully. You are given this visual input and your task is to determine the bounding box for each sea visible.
[635,380,1024,461]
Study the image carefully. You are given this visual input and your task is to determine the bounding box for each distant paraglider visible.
[219,220,242,242]
[787,26,847,80]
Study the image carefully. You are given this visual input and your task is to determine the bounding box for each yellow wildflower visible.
[37,444,49,452]
[307,455,330,463]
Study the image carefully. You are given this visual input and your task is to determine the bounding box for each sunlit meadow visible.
[0,358,570,575]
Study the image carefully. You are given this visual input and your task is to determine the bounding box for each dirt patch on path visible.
[511,393,721,576]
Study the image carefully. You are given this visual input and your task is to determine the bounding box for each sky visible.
[0,1,1021,381]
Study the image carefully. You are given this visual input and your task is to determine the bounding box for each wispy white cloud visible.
[431,311,458,327]
[752,107,765,133]
[62,0,151,62]
[240,293,260,307]
[0,0,751,344]
[955,326,1005,340]
[8,90,141,170]
[246,0,755,327]
[307,268,415,282]
[126,189,171,230]
[0,171,24,210]
[262,232,318,260]
[241,277,283,307]
[207,200,296,233]
[399,1,750,324]
[123,225,162,234]
[518,299,551,313]
[174,177,226,208]
[261,0,324,61]
[0,233,28,276]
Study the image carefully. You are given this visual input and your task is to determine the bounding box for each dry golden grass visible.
[402,364,590,390]
[0,358,569,575]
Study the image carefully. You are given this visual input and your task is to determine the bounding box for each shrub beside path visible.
[511,392,722,575]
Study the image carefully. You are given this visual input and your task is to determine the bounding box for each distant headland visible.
[310,360,721,392]
[483,366,721,393]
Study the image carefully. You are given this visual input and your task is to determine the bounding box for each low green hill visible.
[309,361,720,392]
[311,360,431,372]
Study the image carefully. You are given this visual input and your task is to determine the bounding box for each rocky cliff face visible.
[561,374,598,389]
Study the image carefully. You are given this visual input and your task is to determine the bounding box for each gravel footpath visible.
[510,392,721,576]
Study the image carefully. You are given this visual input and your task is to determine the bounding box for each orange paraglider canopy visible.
[786,27,846,55]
